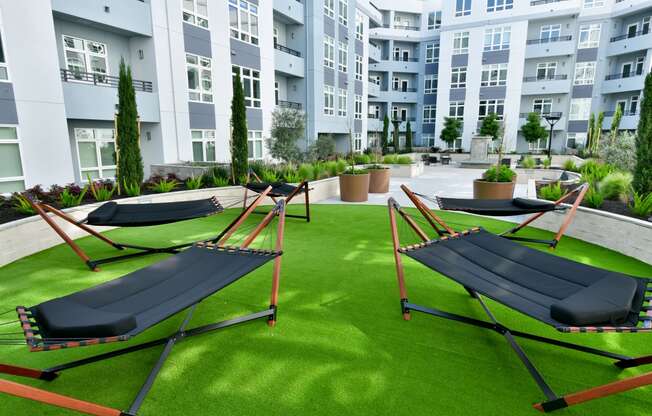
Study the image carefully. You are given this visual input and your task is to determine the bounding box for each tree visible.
[392,120,400,150]
[587,113,595,152]
[591,112,605,155]
[440,117,462,149]
[310,134,336,161]
[382,115,390,154]
[405,121,413,152]
[268,107,305,163]
[116,58,143,188]
[634,72,652,194]
[231,73,249,184]
[610,104,623,144]
[479,112,501,141]
[521,113,547,147]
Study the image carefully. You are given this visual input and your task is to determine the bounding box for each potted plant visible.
[474,164,517,199]
[367,149,390,193]
[340,128,370,202]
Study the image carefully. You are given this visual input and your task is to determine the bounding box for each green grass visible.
[0,205,651,415]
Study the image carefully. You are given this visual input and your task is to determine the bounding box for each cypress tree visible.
[382,115,390,154]
[592,112,604,154]
[405,121,413,152]
[392,120,400,151]
[231,73,249,184]
[116,58,143,188]
[587,113,595,152]
[610,104,623,144]
[634,72,652,194]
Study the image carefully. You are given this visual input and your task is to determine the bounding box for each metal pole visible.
[547,122,554,160]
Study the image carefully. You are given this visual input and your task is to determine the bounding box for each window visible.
[369,104,380,119]
[630,95,640,115]
[453,32,470,54]
[355,55,363,81]
[274,81,279,105]
[447,138,463,151]
[424,74,438,94]
[338,41,348,72]
[229,0,258,45]
[354,95,363,119]
[339,0,348,26]
[191,130,216,162]
[569,98,592,120]
[532,98,553,115]
[636,56,645,76]
[449,101,465,119]
[74,128,116,180]
[583,0,604,8]
[423,134,436,148]
[451,67,467,88]
[487,0,513,12]
[578,24,600,49]
[0,28,8,81]
[479,99,504,120]
[187,54,213,103]
[324,36,335,68]
[353,133,362,152]
[456,0,472,17]
[247,131,263,160]
[427,11,442,30]
[356,12,364,40]
[529,136,549,152]
[484,26,511,51]
[425,43,439,63]
[184,0,208,28]
[574,62,596,85]
[324,86,335,115]
[540,24,561,42]
[324,0,334,18]
[0,126,24,193]
[423,105,437,123]
[536,62,557,80]
[566,133,587,149]
[232,65,260,108]
[338,88,347,117]
[63,35,108,82]
[481,63,508,87]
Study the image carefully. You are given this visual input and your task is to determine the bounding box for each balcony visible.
[521,75,570,95]
[525,36,574,59]
[369,25,421,41]
[371,57,420,73]
[274,44,305,78]
[60,69,159,122]
[518,112,566,131]
[602,72,646,94]
[602,113,639,130]
[51,0,152,36]
[369,43,381,63]
[368,80,380,97]
[277,100,302,110]
[607,30,652,56]
[367,117,384,131]
[273,0,304,25]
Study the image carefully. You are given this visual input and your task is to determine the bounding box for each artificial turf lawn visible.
[0,204,651,416]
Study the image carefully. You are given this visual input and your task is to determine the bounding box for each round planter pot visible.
[473,180,516,200]
[368,169,390,193]
[339,173,370,202]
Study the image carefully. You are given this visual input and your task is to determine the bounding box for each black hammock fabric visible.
[29,246,279,339]
[246,182,303,198]
[436,196,561,217]
[85,197,224,227]
[403,229,649,328]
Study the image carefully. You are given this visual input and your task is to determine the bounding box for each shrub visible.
[211,176,230,187]
[542,158,552,169]
[12,193,35,215]
[268,107,305,163]
[312,163,327,180]
[209,166,230,182]
[562,159,578,172]
[538,183,565,201]
[149,178,178,193]
[336,159,348,174]
[353,154,371,164]
[59,186,88,208]
[598,131,637,173]
[583,185,604,209]
[261,169,280,183]
[284,172,302,183]
[383,154,398,164]
[311,134,336,161]
[629,192,652,218]
[599,172,632,202]
[521,156,536,169]
[185,175,203,190]
[123,181,141,197]
[482,165,516,183]
[87,175,117,201]
[397,156,412,165]
[580,160,615,184]
[249,161,266,178]
[324,161,338,177]
[298,164,314,181]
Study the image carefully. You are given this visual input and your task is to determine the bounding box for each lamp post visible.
[543,113,562,160]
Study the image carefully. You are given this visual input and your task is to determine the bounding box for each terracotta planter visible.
[473,179,516,200]
[339,173,370,202]
[368,168,390,193]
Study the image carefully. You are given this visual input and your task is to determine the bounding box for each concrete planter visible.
[384,162,424,178]
[473,180,516,199]
[339,174,370,202]
[368,168,390,193]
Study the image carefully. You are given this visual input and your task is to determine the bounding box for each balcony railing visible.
[610,29,650,43]
[369,77,380,85]
[530,0,568,5]
[519,112,563,118]
[392,87,418,92]
[61,69,153,92]
[523,75,568,82]
[278,100,302,110]
[605,71,645,80]
[392,117,416,123]
[391,57,419,62]
[526,35,572,45]
[274,43,302,57]
[603,110,638,117]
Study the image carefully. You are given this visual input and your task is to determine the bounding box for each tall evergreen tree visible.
[392,120,400,151]
[634,72,652,194]
[610,104,623,144]
[405,121,413,152]
[116,58,143,188]
[587,113,595,152]
[479,112,501,141]
[231,73,249,184]
[382,115,390,154]
[440,117,462,149]
[592,112,604,154]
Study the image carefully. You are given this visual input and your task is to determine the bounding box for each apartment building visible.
[435,0,652,153]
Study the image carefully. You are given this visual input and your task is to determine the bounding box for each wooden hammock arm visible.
[400,185,457,236]
[388,199,410,320]
[269,201,287,326]
[218,186,272,246]
[552,183,589,246]
[534,371,652,412]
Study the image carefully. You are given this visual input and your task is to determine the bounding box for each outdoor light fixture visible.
[543,113,562,159]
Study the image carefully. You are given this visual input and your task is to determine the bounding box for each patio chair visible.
[31,187,273,271]
[387,197,652,412]
[0,199,287,416]
[243,169,311,222]
[402,184,589,248]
